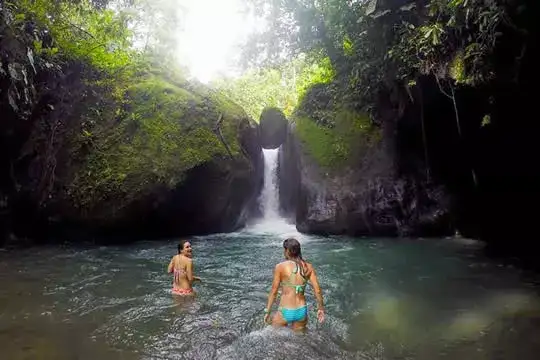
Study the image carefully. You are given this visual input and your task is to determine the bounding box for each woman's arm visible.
[264,265,281,320]
[185,260,201,282]
[167,256,175,273]
[309,266,325,323]
[185,259,194,283]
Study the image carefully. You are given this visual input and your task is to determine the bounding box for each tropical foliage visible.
[232,0,521,170]
[212,54,334,121]
[1,0,249,215]
[242,0,513,112]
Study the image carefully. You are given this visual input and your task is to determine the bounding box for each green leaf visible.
[448,0,464,9]
[481,114,491,127]
[33,40,43,53]
[14,13,26,22]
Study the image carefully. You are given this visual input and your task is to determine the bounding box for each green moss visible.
[295,108,380,170]
[70,71,249,209]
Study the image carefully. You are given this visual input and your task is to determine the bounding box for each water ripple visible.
[1,235,540,359]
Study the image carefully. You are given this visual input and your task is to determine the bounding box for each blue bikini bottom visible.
[280,305,307,323]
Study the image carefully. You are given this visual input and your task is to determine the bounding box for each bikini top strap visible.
[282,261,307,294]
[292,261,299,275]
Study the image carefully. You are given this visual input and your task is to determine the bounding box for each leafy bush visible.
[212,54,334,121]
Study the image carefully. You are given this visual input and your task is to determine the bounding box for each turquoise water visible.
[1,233,540,359]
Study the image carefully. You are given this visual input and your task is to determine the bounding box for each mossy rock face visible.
[291,83,381,172]
[0,22,263,242]
[61,71,263,236]
[259,107,288,149]
[278,82,452,239]
[70,72,250,212]
[294,109,380,171]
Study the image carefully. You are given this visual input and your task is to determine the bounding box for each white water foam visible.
[242,148,302,240]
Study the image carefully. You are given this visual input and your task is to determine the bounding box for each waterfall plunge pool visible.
[1,235,540,359]
[1,149,540,359]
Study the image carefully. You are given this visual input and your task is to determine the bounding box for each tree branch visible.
[449,84,461,137]
[213,113,234,160]
[69,22,96,39]
[435,76,452,99]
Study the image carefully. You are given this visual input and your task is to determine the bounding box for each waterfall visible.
[259,148,281,221]
[243,147,299,238]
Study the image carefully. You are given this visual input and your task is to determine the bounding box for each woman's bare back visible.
[170,254,192,290]
[278,260,312,308]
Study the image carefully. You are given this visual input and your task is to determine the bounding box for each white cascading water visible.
[259,148,281,221]
[244,148,300,238]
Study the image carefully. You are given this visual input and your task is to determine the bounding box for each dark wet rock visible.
[43,120,263,243]
[259,107,288,149]
[279,121,453,237]
[107,121,263,239]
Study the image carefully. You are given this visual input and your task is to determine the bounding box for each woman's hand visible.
[317,308,325,323]
[263,309,271,324]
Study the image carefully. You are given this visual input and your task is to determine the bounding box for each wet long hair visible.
[283,238,308,279]
[178,239,188,254]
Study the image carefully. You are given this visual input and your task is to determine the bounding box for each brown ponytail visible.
[283,238,309,279]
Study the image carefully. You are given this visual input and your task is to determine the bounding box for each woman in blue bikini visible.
[263,238,325,331]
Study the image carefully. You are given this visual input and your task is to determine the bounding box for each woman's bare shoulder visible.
[305,261,315,272]
[277,260,294,267]
[178,255,192,264]
[275,261,290,271]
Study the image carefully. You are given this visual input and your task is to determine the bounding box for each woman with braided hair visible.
[263,238,325,331]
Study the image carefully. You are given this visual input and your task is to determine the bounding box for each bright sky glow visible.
[176,0,261,83]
